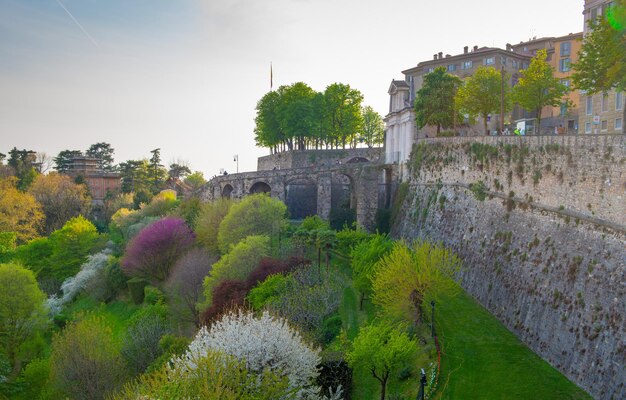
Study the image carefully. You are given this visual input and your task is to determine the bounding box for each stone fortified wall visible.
[257,148,383,171]
[392,134,625,399]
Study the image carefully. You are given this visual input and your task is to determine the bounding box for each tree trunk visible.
[380,375,388,400]
[437,123,441,135]
[483,113,488,136]
[410,289,424,325]
[359,292,364,311]
[536,107,542,135]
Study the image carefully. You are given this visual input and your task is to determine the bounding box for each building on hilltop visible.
[62,156,121,204]
[579,0,624,135]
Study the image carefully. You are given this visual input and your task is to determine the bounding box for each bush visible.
[195,198,233,254]
[128,278,148,304]
[170,197,202,229]
[121,217,195,282]
[50,315,127,400]
[321,315,343,345]
[144,285,166,305]
[47,216,102,281]
[217,194,287,254]
[202,235,270,306]
[329,207,356,231]
[121,304,171,375]
[90,257,127,302]
[0,232,16,254]
[351,234,393,308]
[146,334,191,373]
[14,358,52,400]
[248,274,291,310]
[300,215,330,231]
[139,190,179,217]
[335,227,370,256]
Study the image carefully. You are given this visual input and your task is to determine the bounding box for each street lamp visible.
[233,154,239,173]
[418,368,427,400]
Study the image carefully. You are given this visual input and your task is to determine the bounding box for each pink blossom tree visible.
[121,217,194,282]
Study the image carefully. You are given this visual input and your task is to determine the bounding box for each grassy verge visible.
[435,291,591,400]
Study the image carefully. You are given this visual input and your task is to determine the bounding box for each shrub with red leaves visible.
[201,256,309,325]
[121,217,195,282]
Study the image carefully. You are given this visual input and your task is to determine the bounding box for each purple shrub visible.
[121,217,195,282]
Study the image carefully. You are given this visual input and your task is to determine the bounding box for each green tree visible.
[184,171,207,193]
[168,163,191,181]
[53,149,82,173]
[351,234,394,310]
[202,235,270,307]
[360,106,385,147]
[47,216,101,280]
[512,49,570,134]
[414,67,463,135]
[50,315,127,400]
[455,66,511,135]
[254,90,284,152]
[85,142,115,171]
[372,241,461,325]
[277,82,317,151]
[0,178,44,244]
[573,0,626,126]
[195,198,233,254]
[7,148,38,190]
[324,83,364,148]
[149,149,167,193]
[0,264,47,376]
[118,159,150,194]
[217,194,287,254]
[347,322,417,400]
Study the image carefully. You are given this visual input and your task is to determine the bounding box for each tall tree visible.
[573,0,626,127]
[277,82,317,151]
[28,173,92,234]
[118,159,150,194]
[168,163,192,181]
[8,148,38,190]
[455,66,511,135]
[86,142,115,171]
[513,49,570,134]
[149,149,167,193]
[53,150,83,173]
[0,264,47,377]
[360,106,385,147]
[0,178,44,243]
[414,67,463,135]
[324,83,364,148]
[254,90,284,152]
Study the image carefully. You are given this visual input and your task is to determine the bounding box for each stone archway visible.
[330,173,356,229]
[222,184,234,199]
[250,181,271,195]
[285,178,317,220]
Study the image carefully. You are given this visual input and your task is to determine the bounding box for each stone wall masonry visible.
[257,147,383,171]
[392,134,625,399]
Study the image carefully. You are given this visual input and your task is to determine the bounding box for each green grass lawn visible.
[434,291,591,400]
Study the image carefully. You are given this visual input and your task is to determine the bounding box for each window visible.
[585,122,592,133]
[559,58,571,72]
[501,56,507,65]
[601,120,608,131]
[447,64,456,72]
[602,93,608,112]
[586,96,593,115]
[485,57,495,65]
[462,61,473,70]
[616,118,623,131]
[560,103,568,116]
[560,42,571,57]
[617,92,623,110]
[522,62,529,69]
[511,60,519,69]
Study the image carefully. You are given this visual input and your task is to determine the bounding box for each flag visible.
[270,62,273,90]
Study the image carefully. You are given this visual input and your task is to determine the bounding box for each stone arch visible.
[330,172,356,229]
[346,157,370,164]
[250,181,271,195]
[285,177,317,220]
[222,184,234,199]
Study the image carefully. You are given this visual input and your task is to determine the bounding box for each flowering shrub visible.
[47,250,112,315]
[177,310,321,399]
[121,217,194,281]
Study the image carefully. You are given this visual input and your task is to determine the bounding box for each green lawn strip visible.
[435,291,591,400]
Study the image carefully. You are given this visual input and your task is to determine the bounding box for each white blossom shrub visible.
[175,310,324,399]
[47,249,112,315]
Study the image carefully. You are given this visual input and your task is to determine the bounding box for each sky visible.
[0,0,583,176]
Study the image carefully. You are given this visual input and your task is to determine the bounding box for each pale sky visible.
[0,0,583,175]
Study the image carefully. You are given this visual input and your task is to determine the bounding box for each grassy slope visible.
[435,291,591,400]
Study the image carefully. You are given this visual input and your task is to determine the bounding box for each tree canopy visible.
[254,82,377,152]
[85,142,115,172]
[455,66,511,135]
[513,49,569,134]
[414,67,463,134]
[0,178,44,244]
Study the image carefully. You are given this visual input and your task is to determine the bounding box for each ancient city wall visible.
[257,147,383,171]
[392,134,625,399]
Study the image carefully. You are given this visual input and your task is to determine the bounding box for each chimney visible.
[438,52,443,59]
[506,43,512,51]
[473,45,478,52]
[445,54,451,58]
[434,54,438,60]
[464,46,469,54]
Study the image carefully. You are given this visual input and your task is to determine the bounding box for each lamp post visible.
[418,368,427,400]
[431,301,436,337]
[233,154,239,173]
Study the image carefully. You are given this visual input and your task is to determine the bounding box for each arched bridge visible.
[202,161,387,231]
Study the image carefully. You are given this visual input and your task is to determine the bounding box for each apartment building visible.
[579,0,624,134]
